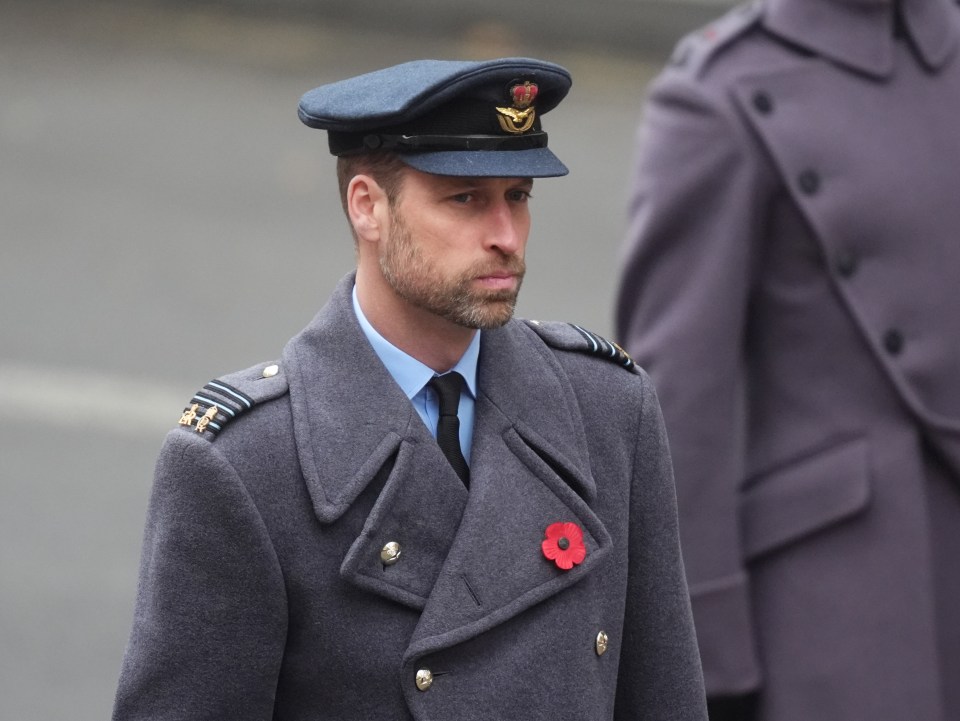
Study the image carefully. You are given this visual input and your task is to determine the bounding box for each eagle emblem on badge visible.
[496,81,538,134]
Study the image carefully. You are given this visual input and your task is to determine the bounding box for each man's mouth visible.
[474,272,520,291]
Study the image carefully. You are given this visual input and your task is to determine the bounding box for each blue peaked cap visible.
[298,58,572,177]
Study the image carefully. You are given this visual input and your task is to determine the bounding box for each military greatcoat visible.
[616,1,960,719]
[113,275,706,720]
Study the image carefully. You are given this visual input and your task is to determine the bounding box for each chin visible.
[463,302,516,330]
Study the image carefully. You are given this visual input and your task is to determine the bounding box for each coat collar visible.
[763,0,958,77]
[282,273,596,524]
[282,273,421,523]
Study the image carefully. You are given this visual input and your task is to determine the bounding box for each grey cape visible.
[616,0,960,719]
[114,275,707,720]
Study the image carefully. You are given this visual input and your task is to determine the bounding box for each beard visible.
[379,209,526,330]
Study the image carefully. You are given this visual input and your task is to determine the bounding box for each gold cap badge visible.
[496,81,538,134]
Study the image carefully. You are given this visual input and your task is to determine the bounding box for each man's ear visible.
[347,174,388,243]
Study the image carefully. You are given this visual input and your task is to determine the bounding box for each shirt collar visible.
[352,284,479,400]
[763,0,958,77]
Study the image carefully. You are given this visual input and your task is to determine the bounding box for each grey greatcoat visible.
[113,275,707,721]
[616,0,960,719]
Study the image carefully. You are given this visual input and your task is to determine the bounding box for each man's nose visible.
[484,202,525,254]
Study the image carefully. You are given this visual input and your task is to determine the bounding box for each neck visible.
[355,264,477,373]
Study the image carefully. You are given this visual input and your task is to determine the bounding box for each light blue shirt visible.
[352,285,479,464]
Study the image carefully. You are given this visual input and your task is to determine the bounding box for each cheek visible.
[514,212,532,247]
[514,202,531,226]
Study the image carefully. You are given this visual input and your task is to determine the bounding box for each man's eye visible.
[451,193,473,204]
[509,190,532,202]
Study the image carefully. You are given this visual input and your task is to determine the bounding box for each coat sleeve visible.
[615,67,767,697]
[615,371,708,720]
[113,432,288,720]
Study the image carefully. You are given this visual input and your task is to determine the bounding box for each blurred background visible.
[0,0,733,717]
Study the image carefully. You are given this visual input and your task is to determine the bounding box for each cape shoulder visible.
[522,320,639,374]
[175,360,290,440]
[668,0,762,78]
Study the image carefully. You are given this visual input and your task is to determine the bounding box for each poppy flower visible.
[541,522,586,570]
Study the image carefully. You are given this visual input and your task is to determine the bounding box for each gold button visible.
[415,669,433,691]
[380,541,402,565]
[595,630,609,656]
[262,364,279,378]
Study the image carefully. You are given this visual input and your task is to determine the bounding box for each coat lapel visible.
[404,321,612,658]
[283,275,470,610]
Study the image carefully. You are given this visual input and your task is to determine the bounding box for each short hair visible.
[336,151,408,216]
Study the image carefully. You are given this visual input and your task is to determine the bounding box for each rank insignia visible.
[195,405,219,434]
[496,81,538,134]
[178,403,199,426]
[176,379,256,439]
[524,320,639,373]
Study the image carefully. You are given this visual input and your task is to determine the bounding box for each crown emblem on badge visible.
[496,81,539,134]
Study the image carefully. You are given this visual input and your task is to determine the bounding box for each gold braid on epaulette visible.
[177,379,256,438]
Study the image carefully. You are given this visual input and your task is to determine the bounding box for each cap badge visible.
[496,81,538,134]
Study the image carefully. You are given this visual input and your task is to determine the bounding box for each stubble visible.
[379,211,525,330]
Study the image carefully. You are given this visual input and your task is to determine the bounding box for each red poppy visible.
[541,522,586,570]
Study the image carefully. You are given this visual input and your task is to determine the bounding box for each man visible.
[616,1,960,720]
[113,58,707,720]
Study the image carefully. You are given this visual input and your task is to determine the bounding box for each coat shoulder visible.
[521,320,640,375]
[173,360,290,441]
[667,1,763,80]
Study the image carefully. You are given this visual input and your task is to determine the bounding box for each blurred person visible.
[615,0,960,720]
[112,58,707,720]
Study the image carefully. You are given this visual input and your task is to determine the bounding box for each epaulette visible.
[523,320,639,373]
[176,360,289,440]
[668,0,762,77]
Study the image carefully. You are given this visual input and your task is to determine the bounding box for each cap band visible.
[341,130,549,155]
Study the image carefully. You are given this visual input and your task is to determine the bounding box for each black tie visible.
[428,372,470,487]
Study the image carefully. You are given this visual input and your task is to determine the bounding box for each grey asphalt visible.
[0,1,678,718]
